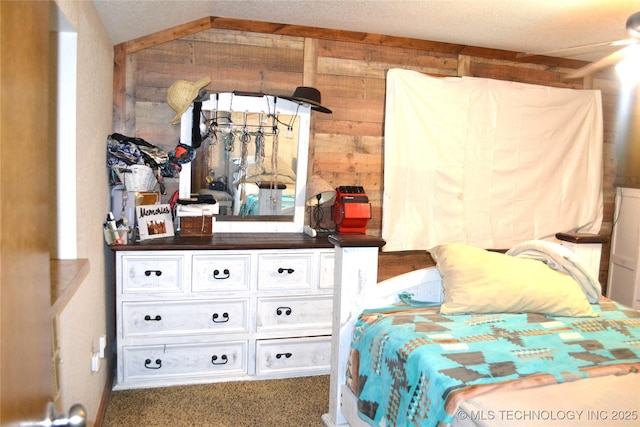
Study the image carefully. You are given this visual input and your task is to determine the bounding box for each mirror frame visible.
[179,93,311,233]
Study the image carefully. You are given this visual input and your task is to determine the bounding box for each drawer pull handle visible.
[277,267,295,274]
[276,306,292,316]
[276,352,292,359]
[213,269,230,279]
[212,312,229,323]
[211,354,228,365]
[144,270,162,277]
[144,315,162,322]
[144,358,162,369]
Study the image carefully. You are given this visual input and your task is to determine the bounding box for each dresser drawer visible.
[122,341,248,382]
[256,295,332,332]
[192,254,251,292]
[122,299,249,338]
[121,255,184,294]
[256,336,331,375]
[257,252,313,290]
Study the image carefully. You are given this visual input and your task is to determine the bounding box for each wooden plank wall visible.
[113,17,622,288]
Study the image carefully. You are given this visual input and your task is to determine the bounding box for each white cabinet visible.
[113,239,334,390]
[608,186,640,309]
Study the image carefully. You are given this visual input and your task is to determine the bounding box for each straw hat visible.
[279,86,332,114]
[167,76,211,125]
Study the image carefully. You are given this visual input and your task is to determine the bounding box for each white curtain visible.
[382,69,603,252]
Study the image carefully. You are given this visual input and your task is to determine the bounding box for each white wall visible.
[53,1,113,424]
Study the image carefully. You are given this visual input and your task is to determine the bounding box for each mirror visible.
[179,93,311,233]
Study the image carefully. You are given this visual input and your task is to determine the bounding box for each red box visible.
[332,186,371,234]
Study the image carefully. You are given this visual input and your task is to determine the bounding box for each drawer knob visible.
[144,358,162,369]
[144,314,162,322]
[276,352,292,359]
[144,270,162,277]
[211,354,229,365]
[213,268,230,279]
[277,267,295,274]
[212,312,229,323]
[276,306,292,316]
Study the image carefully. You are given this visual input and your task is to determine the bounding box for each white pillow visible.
[429,243,598,317]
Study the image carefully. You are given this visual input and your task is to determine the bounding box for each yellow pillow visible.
[429,243,597,317]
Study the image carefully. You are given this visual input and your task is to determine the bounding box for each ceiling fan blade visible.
[517,39,633,59]
[565,44,637,79]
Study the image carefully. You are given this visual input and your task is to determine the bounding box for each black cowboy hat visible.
[279,86,332,114]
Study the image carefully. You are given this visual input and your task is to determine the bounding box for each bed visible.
[321,71,638,426]
[322,235,640,427]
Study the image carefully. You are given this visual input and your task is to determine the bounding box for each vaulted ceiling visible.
[94,0,639,64]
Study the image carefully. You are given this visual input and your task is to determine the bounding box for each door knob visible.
[19,401,87,427]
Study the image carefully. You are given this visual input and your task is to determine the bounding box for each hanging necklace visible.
[255,112,265,165]
[270,114,280,205]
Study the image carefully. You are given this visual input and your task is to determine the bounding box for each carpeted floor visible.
[102,375,330,426]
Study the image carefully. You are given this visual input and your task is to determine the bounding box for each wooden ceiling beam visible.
[121,17,213,54]
[116,15,589,71]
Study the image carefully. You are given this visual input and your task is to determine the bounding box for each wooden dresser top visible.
[109,232,335,251]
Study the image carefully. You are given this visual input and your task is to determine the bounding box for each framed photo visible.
[136,204,174,240]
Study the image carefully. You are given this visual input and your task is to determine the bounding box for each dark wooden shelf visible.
[328,233,386,248]
[556,232,610,244]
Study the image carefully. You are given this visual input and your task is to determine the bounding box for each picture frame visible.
[136,204,174,240]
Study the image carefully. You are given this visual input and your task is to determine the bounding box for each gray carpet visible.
[102,375,330,426]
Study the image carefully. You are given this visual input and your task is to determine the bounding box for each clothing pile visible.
[107,133,194,194]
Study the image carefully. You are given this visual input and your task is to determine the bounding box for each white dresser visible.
[112,233,335,390]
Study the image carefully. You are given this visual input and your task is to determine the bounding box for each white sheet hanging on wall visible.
[382,69,603,252]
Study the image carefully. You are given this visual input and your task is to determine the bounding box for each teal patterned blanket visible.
[239,194,295,216]
[347,300,640,427]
